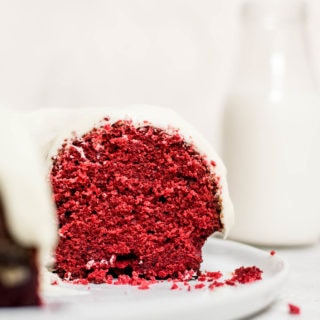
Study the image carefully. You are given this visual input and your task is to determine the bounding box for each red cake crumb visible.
[50,280,58,286]
[114,275,132,285]
[194,283,205,289]
[51,121,222,282]
[229,266,263,284]
[137,282,150,290]
[198,274,207,282]
[171,283,179,290]
[225,279,236,286]
[270,250,276,256]
[207,266,262,291]
[200,271,223,282]
[288,303,301,315]
[208,281,225,290]
[72,279,89,285]
[177,270,196,281]
[106,275,113,284]
[87,270,107,284]
[66,265,263,293]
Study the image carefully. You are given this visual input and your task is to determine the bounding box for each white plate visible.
[1,239,288,320]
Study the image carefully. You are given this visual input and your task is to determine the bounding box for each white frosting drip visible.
[0,109,57,253]
[26,105,234,237]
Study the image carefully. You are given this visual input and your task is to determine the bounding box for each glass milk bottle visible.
[222,0,320,246]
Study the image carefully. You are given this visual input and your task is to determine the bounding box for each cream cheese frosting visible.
[0,109,57,253]
[26,105,234,238]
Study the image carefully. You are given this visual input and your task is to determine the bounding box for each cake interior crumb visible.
[51,121,223,282]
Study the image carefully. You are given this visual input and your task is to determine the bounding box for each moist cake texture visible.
[48,106,233,283]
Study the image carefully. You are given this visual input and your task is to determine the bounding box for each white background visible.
[0,0,319,153]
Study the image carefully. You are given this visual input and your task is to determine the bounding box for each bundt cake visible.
[28,106,234,283]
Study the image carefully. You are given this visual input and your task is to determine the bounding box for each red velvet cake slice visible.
[0,109,57,306]
[46,106,233,283]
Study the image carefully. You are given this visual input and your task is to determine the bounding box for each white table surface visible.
[245,239,320,320]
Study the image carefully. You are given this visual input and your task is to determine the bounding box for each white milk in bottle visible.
[222,0,320,246]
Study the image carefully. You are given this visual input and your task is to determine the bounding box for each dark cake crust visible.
[0,197,40,307]
[51,120,222,282]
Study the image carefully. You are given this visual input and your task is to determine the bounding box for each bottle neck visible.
[230,0,317,101]
[242,0,307,26]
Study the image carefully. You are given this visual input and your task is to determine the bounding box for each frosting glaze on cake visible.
[27,105,234,281]
[27,105,234,235]
[0,109,57,251]
[0,109,57,306]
